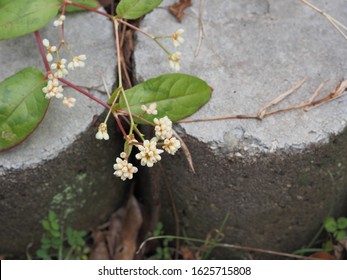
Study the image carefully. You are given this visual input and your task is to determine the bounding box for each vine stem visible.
[137,236,320,260]
[117,19,171,56]
[113,20,123,89]
[64,0,113,19]
[60,3,67,43]
[59,78,110,109]
[34,31,51,73]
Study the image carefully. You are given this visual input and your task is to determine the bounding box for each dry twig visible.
[179,78,347,123]
[194,0,206,57]
[301,0,347,41]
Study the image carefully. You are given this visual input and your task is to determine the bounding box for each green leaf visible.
[324,217,337,233]
[335,230,346,241]
[61,0,99,13]
[50,220,60,231]
[41,235,51,245]
[0,67,49,151]
[323,240,334,252]
[48,211,57,223]
[116,0,162,20]
[0,0,60,40]
[36,248,51,260]
[66,227,76,246]
[42,220,51,231]
[51,238,61,249]
[108,87,122,105]
[337,217,347,230]
[51,230,60,238]
[116,73,212,124]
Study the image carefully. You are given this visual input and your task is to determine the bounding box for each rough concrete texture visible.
[135,0,347,256]
[0,11,127,255]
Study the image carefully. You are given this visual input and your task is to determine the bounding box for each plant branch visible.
[301,0,347,41]
[137,235,320,260]
[34,31,51,73]
[117,19,171,56]
[65,0,113,19]
[178,79,347,123]
[59,78,110,109]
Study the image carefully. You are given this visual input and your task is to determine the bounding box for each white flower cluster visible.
[42,74,64,99]
[135,139,164,167]
[41,14,87,108]
[171,29,184,48]
[95,123,109,140]
[53,15,66,27]
[113,153,138,181]
[111,107,181,180]
[168,29,184,71]
[141,103,157,115]
[154,116,173,139]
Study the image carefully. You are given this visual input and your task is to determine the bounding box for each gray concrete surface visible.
[135,0,347,256]
[0,10,127,255]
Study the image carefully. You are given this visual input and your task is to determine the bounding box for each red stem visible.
[59,78,110,109]
[117,19,153,38]
[113,113,128,138]
[61,3,67,42]
[34,31,51,73]
[60,78,128,138]
[65,0,113,19]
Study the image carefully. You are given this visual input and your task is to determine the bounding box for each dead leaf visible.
[169,0,192,22]
[333,237,347,260]
[89,230,110,260]
[89,195,143,260]
[107,208,126,257]
[310,251,336,260]
[181,246,198,260]
[114,195,143,259]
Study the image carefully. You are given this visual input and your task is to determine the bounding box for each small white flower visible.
[53,15,66,27]
[42,75,64,99]
[113,157,138,181]
[42,39,57,62]
[172,28,184,47]
[154,116,173,140]
[95,123,109,140]
[62,97,76,108]
[141,103,158,115]
[163,137,181,155]
[68,55,87,70]
[169,52,181,71]
[51,59,68,77]
[135,139,163,167]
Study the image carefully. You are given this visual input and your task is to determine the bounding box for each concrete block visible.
[134,0,347,255]
[0,10,126,255]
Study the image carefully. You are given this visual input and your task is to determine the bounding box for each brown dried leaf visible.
[333,237,347,260]
[169,0,192,22]
[89,195,143,260]
[114,195,143,259]
[122,30,134,66]
[310,251,336,260]
[107,208,126,257]
[181,246,198,260]
[89,230,110,260]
